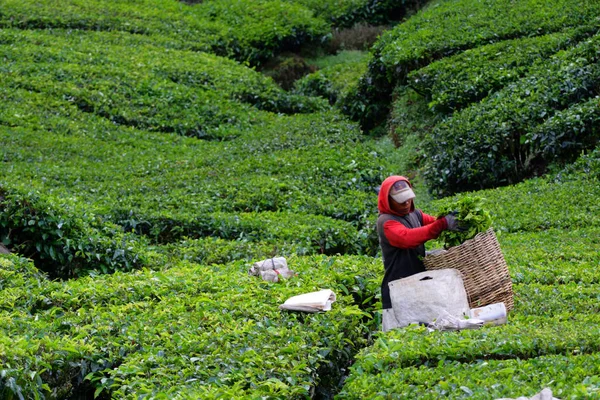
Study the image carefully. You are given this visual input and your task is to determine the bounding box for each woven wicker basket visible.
[423,228,514,312]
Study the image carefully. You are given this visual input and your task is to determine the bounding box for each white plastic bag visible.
[279,289,336,313]
[388,269,469,329]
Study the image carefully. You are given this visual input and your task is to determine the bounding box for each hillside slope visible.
[1,0,600,398]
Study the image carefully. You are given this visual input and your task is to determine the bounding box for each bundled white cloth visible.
[428,310,484,331]
[248,257,295,282]
[279,289,336,313]
[469,302,507,326]
[497,388,560,400]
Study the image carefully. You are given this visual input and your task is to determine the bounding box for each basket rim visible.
[425,227,496,261]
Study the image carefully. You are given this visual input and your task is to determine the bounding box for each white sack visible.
[259,268,296,282]
[279,289,336,313]
[497,388,560,400]
[388,269,469,329]
[249,257,294,282]
[248,257,288,275]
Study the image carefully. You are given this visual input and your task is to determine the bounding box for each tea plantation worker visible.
[377,175,461,332]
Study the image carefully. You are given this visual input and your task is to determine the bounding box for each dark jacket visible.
[377,176,447,309]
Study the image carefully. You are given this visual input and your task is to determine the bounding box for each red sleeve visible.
[421,212,438,226]
[383,216,447,249]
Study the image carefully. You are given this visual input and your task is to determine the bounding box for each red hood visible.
[378,176,415,215]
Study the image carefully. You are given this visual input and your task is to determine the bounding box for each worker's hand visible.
[445,214,466,231]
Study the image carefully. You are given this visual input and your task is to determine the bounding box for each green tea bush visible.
[557,145,600,180]
[126,210,364,255]
[0,186,148,278]
[339,351,600,399]
[408,29,589,112]
[527,96,600,163]
[515,283,600,316]
[424,34,600,196]
[501,228,600,284]
[0,0,330,64]
[203,0,332,63]
[0,254,51,314]
[160,237,295,266]
[468,172,600,233]
[0,255,103,399]
[345,0,600,129]
[0,29,327,141]
[339,281,600,398]
[374,0,600,78]
[290,0,410,28]
[0,254,47,291]
[340,313,600,372]
[1,82,388,264]
[0,255,382,398]
[0,332,103,399]
[294,58,368,105]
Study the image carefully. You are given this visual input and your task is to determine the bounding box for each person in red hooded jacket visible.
[377,175,461,331]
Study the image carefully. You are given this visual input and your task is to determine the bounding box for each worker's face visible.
[389,197,413,216]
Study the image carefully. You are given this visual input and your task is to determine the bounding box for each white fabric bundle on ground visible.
[428,310,484,331]
[258,268,296,282]
[249,257,288,273]
[497,388,559,400]
[248,257,295,282]
[279,289,336,313]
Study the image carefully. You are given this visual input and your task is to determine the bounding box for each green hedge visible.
[339,313,600,372]
[160,237,297,266]
[0,254,382,398]
[527,96,600,162]
[339,283,600,398]
[1,84,388,269]
[501,228,600,284]
[1,29,327,141]
[0,24,392,275]
[339,352,600,399]
[294,57,368,106]
[0,89,382,214]
[374,0,600,78]
[484,172,600,232]
[0,186,148,278]
[424,34,600,196]
[557,145,600,180]
[124,210,365,255]
[289,0,410,28]
[345,0,600,130]
[408,29,589,113]
[0,0,330,64]
[427,170,600,235]
[515,283,600,316]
